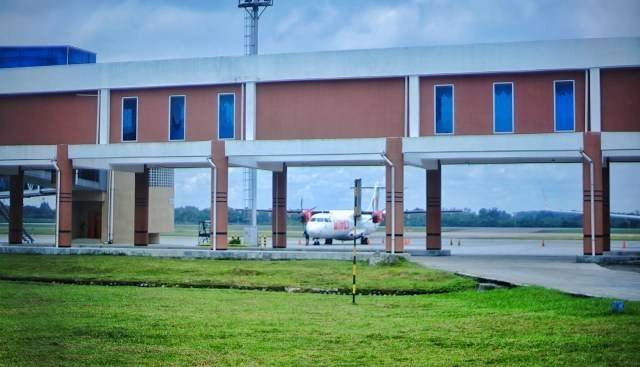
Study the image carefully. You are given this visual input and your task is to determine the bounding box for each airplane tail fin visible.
[367,182,381,212]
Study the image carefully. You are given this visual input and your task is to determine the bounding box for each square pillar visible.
[426,161,442,250]
[211,141,228,250]
[9,169,24,244]
[602,162,610,252]
[57,145,73,247]
[134,167,149,246]
[385,138,404,253]
[272,165,287,248]
[582,133,605,255]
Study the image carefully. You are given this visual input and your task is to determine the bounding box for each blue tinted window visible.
[169,96,185,140]
[435,85,454,134]
[218,94,235,139]
[122,98,137,141]
[494,83,513,133]
[555,81,574,131]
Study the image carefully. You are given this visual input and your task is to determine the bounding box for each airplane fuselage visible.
[304,210,377,242]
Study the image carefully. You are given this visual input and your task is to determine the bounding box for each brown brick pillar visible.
[211,141,228,250]
[426,161,442,250]
[582,133,605,255]
[57,145,73,247]
[385,137,404,253]
[602,162,610,252]
[272,165,287,248]
[134,167,149,246]
[9,170,24,244]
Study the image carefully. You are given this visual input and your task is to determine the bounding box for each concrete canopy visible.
[0,145,57,174]
[403,133,585,168]
[225,138,388,171]
[601,132,640,162]
[69,141,213,172]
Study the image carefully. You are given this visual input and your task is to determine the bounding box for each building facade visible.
[1,38,639,254]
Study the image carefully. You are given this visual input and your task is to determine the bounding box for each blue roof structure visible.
[0,46,96,68]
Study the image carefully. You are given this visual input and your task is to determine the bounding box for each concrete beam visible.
[2,38,639,94]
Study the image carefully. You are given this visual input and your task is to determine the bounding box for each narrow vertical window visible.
[493,83,513,133]
[122,97,137,141]
[169,95,185,141]
[218,93,235,139]
[435,85,454,134]
[554,80,575,132]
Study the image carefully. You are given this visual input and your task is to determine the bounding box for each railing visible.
[0,200,34,244]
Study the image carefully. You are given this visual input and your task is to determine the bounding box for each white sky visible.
[3,0,639,212]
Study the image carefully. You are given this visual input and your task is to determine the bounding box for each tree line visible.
[174,206,639,228]
[2,204,637,228]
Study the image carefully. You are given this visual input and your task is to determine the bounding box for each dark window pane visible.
[169,96,185,140]
[494,83,513,133]
[122,98,137,141]
[555,81,574,131]
[435,86,453,134]
[78,169,100,182]
[218,94,235,139]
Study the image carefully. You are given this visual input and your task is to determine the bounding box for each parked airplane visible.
[298,183,468,246]
[300,185,384,246]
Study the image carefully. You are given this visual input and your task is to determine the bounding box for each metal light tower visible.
[239,0,273,56]
[238,0,272,245]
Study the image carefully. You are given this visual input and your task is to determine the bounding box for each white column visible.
[408,75,420,137]
[245,82,256,141]
[243,81,258,245]
[98,88,110,144]
[98,88,112,243]
[589,68,601,132]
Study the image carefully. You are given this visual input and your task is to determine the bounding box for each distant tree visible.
[172,206,639,228]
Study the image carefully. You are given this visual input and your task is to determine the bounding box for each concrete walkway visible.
[411,255,640,301]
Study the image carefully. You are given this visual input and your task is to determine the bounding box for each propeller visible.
[298,197,316,245]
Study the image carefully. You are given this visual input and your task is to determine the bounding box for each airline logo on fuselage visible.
[333,220,350,231]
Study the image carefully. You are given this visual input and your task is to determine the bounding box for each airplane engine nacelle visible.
[300,210,312,223]
[372,211,384,224]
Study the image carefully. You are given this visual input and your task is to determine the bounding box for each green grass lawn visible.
[0,255,639,366]
[1,281,638,366]
[0,255,473,294]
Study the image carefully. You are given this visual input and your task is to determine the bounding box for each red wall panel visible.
[256,78,405,140]
[0,92,97,145]
[110,85,242,143]
[420,71,585,135]
[601,68,640,132]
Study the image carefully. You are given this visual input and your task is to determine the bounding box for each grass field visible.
[0,255,473,294]
[0,255,639,366]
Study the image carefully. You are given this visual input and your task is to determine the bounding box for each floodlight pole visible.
[238,1,273,246]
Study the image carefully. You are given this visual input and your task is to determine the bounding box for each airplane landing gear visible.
[313,240,320,246]
[360,237,369,245]
[324,239,333,245]
[304,230,309,246]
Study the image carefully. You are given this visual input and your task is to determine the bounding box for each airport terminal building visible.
[0,38,639,255]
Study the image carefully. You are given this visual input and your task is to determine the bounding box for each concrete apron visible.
[411,255,640,301]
